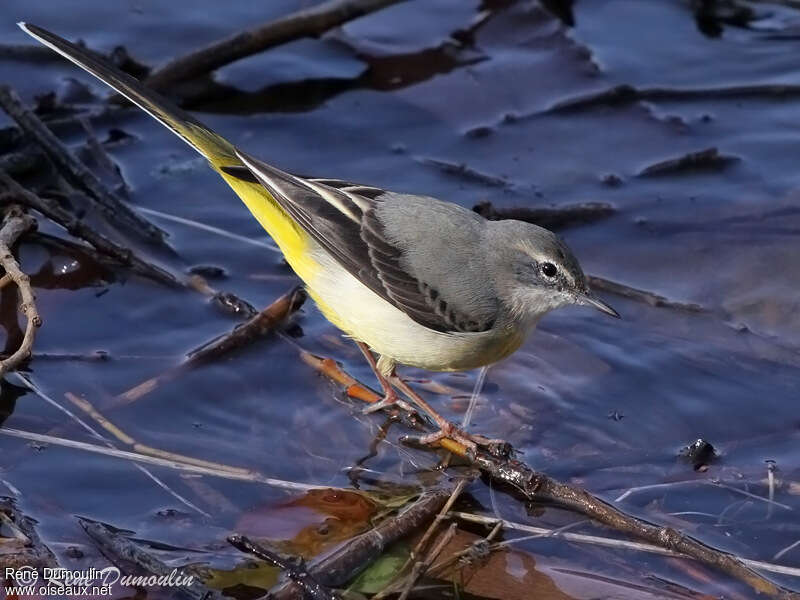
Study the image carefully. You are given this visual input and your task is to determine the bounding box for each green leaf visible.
[347,542,409,594]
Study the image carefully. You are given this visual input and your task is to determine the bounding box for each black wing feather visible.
[231,152,493,334]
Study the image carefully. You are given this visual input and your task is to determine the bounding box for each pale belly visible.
[302,245,531,372]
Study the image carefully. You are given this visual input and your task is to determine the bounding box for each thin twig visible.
[775,539,800,562]
[398,522,458,600]
[0,205,40,377]
[452,511,800,579]
[137,205,280,253]
[0,426,322,492]
[427,518,504,577]
[615,479,792,511]
[145,0,408,90]
[0,85,166,245]
[64,391,212,517]
[410,480,467,561]
[462,365,488,429]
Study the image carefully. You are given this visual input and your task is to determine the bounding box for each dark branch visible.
[0,205,40,377]
[145,0,409,90]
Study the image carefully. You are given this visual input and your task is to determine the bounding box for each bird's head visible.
[486,220,619,326]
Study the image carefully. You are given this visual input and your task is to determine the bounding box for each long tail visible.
[19,23,313,272]
[18,22,236,166]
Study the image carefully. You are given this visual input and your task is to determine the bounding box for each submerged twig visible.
[145,0,408,90]
[587,275,705,312]
[506,474,797,599]
[186,276,258,318]
[79,117,127,192]
[114,286,306,406]
[59,391,210,517]
[0,105,129,148]
[545,83,800,114]
[0,85,166,245]
[638,147,739,177]
[420,158,511,189]
[0,205,41,377]
[228,535,339,600]
[473,200,615,229]
[188,286,306,365]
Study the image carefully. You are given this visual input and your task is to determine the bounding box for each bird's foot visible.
[410,421,513,459]
[362,389,415,415]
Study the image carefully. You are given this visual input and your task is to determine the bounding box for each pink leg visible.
[356,342,414,414]
[389,375,510,457]
[355,343,510,457]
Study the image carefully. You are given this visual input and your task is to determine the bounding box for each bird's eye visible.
[541,262,557,278]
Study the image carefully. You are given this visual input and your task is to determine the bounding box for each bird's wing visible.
[224,154,495,334]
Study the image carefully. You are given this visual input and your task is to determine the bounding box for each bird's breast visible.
[304,246,530,372]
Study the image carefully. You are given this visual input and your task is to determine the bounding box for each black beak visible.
[578,292,620,319]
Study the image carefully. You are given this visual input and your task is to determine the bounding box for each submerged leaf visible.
[205,561,280,597]
[346,542,409,594]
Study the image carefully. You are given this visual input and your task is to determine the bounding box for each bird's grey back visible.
[375,193,499,332]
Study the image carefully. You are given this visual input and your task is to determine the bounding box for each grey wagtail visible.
[20,23,619,452]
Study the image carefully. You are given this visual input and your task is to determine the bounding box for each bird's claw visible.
[361,394,415,415]
[402,421,513,459]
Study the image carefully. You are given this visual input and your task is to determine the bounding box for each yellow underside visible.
[218,172,350,333]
